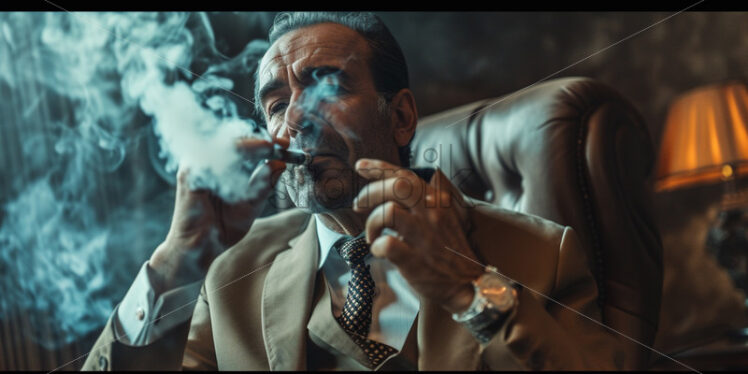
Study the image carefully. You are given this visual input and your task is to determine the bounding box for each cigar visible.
[270,144,312,165]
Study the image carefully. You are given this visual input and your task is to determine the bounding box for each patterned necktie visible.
[335,235,397,368]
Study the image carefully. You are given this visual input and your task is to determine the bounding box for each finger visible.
[246,160,286,201]
[365,201,413,244]
[355,158,411,181]
[369,232,412,264]
[176,166,190,190]
[272,136,290,149]
[266,159,287,186]
[236,138,275,160]
[354,173,425,213]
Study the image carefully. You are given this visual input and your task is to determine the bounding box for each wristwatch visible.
[451,265,520,344]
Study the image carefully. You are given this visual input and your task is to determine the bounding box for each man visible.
[83,12,624,370]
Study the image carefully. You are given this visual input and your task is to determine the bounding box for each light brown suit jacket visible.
[82,171,625,371]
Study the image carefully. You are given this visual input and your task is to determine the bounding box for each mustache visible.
[286,116,350,161]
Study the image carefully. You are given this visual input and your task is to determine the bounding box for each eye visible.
[322,80,345,92]
[315,80,347,101]
[310,69,346,100]
[268,102,288,118]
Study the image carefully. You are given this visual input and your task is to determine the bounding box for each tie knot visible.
[336,236,370,265]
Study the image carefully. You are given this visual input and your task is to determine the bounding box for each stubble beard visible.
[282,162,362,213]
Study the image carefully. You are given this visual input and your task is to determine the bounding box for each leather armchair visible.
[410,77,663,370]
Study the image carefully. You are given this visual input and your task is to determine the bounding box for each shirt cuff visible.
[114,261,202,346]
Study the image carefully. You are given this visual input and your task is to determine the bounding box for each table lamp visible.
[656,80,748,294]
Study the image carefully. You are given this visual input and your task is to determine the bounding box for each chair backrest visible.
[410,77,663,369]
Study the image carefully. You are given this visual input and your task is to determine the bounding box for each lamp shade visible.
[656,81,748,192]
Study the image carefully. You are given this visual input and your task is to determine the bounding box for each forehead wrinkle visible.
[259,24,370,83]
[260,47,363,83]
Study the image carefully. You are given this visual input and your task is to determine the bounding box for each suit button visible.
[99,355,108,370]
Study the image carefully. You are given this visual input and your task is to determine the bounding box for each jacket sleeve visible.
[81,282,217,370]
[480,226,626,370]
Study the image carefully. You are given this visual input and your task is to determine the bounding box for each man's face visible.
[257,23,401,212]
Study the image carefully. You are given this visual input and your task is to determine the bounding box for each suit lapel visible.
[261,215,318,370]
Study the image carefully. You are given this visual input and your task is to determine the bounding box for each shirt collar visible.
[315,215,371,269]
[315,214,346,270]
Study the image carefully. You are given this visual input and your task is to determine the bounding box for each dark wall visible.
[376,11,748,145]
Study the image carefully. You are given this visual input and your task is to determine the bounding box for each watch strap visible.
[464,306,512,344]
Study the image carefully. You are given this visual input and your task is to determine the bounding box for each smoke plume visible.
[0,11,271,349]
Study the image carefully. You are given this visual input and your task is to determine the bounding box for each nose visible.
[279,100,316,140]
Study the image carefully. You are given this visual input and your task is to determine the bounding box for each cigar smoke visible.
[0,12,277,349]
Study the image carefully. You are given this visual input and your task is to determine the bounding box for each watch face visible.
[476,273,515,311]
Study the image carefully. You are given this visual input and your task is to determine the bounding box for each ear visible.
[388,88,418,147]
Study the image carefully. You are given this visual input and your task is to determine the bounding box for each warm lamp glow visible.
[655,81,748,191]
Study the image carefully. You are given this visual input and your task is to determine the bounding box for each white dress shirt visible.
[114,215,420,351]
